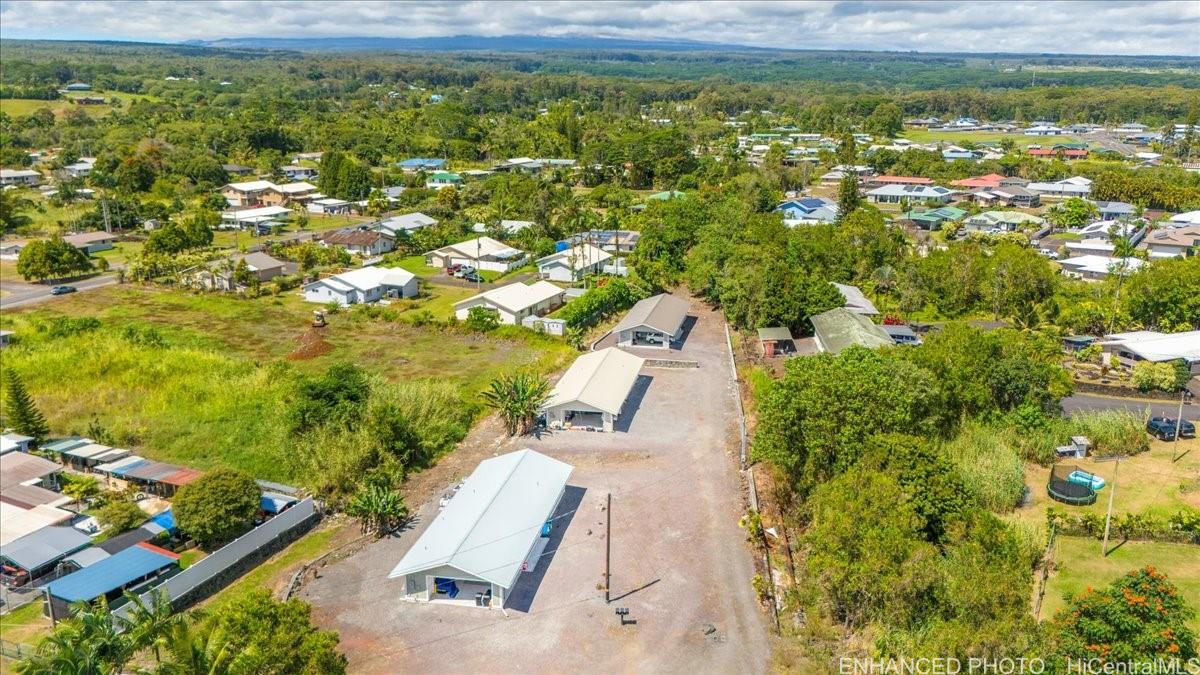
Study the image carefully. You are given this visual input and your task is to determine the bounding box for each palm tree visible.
[156,613,235,675]
[118,589,179,665]
[480,372,552,436]
[1108,235,1142,333]
[345,483,409,537]
[18,599,132,675]
[871,265,896,315]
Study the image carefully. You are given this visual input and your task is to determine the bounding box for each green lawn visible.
[388,254,442,277]
[0,91,161,119]
[901,129,1086,149]
[201,525,340,612]
[1042,536,1200,633]
[93,241,144,268]
[0,285,573,480]
[0,600,51,647]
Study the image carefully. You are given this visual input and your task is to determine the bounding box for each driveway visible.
[301,302,770,673]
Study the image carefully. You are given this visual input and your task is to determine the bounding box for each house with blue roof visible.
[397,158,447,172]
[775,197,839,225]
[43,542,180,622]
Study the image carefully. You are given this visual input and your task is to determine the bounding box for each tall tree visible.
[835,172,860,223]
[4,370,50,444]
[173,469,261,548]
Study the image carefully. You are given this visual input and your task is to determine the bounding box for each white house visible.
[219,205,292,230]
[302,266,417,306]
[865,184,955,205]
[280,165,318,181]
[610,293,691,350]
[387,448,573,609]
[543,348,645,432]
[1058,255,1146,281]
[63,157,96,179]
[425,237,528,273]
[472,219,535,235]
[0,239,29,261]
[536,244,612,282]
[63,231,115,254]
[1099,330,1200,375]
[0,169,42,187]
[1027,176,1092,199]
[307,198,351,215]
[453,281,565,325]
[219,180,276,207]
[377,212,437,237]
[1024,124,1065,136]
[1167,210,1200,226]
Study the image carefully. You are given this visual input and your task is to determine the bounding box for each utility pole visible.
[604,492,611,604]
[101,195,112,233]
[1172,390,1187,462]
[1098,455,1127,556]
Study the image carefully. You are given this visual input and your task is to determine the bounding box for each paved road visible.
[1087,131,1139,156]
[1062,393,1193,420]
[0,273,119,309]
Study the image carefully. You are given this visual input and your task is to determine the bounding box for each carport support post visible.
[605,492,611,604]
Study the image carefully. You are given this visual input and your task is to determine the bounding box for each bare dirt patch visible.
[287,327,335,360]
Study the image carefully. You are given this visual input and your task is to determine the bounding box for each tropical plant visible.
[480,372,551,436]
[345,480,409,537]
[17,598,132,675]
[61,474,100,510]
[117,589,179,665]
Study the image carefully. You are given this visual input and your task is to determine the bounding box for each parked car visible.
[1146,417,1196,440]
[454,265,477,279]
[445,264,461,276]
[50,285,77,295]
[461,270,483,283]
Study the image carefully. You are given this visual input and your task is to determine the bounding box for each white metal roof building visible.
[220,205,292,229]
[832,283,879,316]
[536,244,613,282]
[611,293,691,350]
[1058,255,1145,281]
[425,237,529,273]
[453,281,566,325]
[543,348,645,432]
[376,212,437,236]
[1100,330,1200,374]
[388,449,573,608]
[302,266,417,306]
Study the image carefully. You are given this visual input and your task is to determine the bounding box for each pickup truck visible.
[1146,417,1196,440]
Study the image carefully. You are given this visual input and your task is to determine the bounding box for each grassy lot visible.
[93,241,144,268]
[901,129,1085,148]
[0,91,160,119]
[0,600,51,647]
[1042,536,1200,633]
[389,254,442,277]
[0,285,574,481]
[1012,437,1200,528]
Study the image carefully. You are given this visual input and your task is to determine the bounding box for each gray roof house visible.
[0,526,93,580]
[611,293,691,350]
[1093,201,1137,221]
[810,308,894,355]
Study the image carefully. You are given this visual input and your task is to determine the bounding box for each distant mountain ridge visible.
[184,34,770,52]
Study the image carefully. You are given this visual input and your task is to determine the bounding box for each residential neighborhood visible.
[1,7,1198,674]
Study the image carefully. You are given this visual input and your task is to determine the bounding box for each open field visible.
[1041,536,1200,633]
[0,91,160,119]
[0,285,575,480]
[0,601,51,647]
[901,129,1086,148]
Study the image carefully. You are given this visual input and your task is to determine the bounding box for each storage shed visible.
[388,449,573,609]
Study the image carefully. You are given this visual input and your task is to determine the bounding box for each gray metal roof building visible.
[611,293,691,350]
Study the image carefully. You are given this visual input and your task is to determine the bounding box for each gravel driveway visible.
[301,301,770,673]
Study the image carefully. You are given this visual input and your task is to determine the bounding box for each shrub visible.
[173,469,261,548]
[464,306,500,332]
[942,423,1026,513]
[557,277,650,330]
[1131,360,1180,392]
[96,498,147,535]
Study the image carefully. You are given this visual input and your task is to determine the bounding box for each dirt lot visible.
[302,302,771,673]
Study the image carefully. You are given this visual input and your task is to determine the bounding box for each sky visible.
[0,0,1198,56]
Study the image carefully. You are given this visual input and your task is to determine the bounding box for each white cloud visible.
[0,0,1197,56]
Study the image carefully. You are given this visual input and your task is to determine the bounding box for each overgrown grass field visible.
[0,285,575,481]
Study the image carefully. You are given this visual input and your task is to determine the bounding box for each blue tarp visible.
[110,459,151,476]
[150,509,176,532]
[45,543,178,602]
[260,492,298,515]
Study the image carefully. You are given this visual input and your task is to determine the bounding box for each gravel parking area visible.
[302,301,769,673]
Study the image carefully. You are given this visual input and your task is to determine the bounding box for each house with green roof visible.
[632,190,686,211]
[903,206,967,230]
[809,308,894,355]
[962,210,1045,233]
[426,171,463,190]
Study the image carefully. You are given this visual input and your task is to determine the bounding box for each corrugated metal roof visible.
[544,348,645,416]
[160,468,202,486]
[95,455,146,474]
[1,452,60,489]
[41,438,92,455]
[63,547,111,569]
[810,308,895,355]
[0,526,92,571]
[46,542,178,602]
[124,461,182,481]
[611,293,690,336]
[388,449,572,590]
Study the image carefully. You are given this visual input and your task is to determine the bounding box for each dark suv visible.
[1146,417,1196,440]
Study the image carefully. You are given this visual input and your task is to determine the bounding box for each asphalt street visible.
[0,273,119,309]
[1061,393,1194,421]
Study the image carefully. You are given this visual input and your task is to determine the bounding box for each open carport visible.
[542,348,645,432]
[611,293,691,350]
